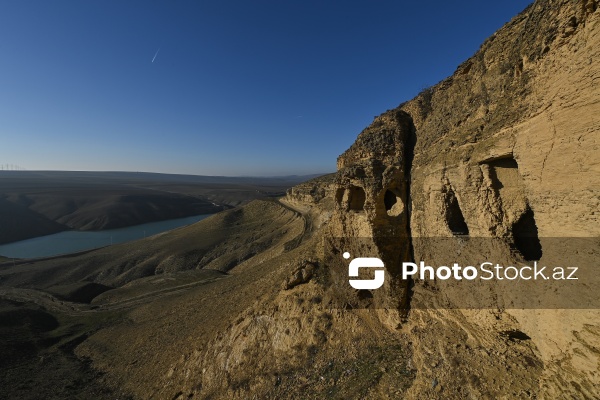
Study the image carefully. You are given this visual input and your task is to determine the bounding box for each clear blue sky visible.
[0,0,531,176]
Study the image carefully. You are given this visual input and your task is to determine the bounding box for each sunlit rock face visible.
[327,0,600,397]
[327,110,415,325]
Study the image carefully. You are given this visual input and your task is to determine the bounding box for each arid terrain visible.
[0,171,317,244]
[1,0,599,399]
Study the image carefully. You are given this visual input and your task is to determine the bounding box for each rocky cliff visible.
[137,1,598,398]
[325,0,600,398]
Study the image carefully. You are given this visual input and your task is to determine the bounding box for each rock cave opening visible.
[444,189,469,236]
[384,189,396,210]
[482,155,542,261]
[485,157,520,192]
[348,186,366,211]
[335,188,344,206]
[384,189,404,217]
[512,205,542,261]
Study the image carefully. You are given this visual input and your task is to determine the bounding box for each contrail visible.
[152,48,160,63]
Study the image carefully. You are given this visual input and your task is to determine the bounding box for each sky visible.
[0,0,532,176]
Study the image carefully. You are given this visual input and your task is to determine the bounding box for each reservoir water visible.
[0,214,213,260]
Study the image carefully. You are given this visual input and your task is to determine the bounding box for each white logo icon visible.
[344,252,385,290]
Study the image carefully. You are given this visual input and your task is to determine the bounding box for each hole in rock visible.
[483,156,542,261]
[384,189,404,217]
[512,206,542,261]
[384,190,397,210]
[348,186,366,211]
[444,189,469,236]
[335,188,344,205]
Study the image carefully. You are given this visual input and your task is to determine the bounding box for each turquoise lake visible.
[0,214,212,259]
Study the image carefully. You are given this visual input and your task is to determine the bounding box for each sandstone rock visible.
[283,261,316,290]
[323,0,600,398]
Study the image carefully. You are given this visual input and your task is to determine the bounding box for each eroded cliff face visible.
[326,111,415,325]
[178,1,599,397]
[324,0,600,398]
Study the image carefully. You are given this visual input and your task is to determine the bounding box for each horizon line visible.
[0,169,335,179]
